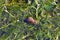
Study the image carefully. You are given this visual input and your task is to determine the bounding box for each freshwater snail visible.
[24,17,37,24]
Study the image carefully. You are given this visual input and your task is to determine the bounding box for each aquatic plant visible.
[0,0,60,40]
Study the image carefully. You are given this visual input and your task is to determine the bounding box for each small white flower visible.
[17,20,19,22]
[57,13,60,16]
[4,10,9,13]
[52,2,56,5]
[28,0,31,4]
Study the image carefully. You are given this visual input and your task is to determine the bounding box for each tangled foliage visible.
[0,0,60,40]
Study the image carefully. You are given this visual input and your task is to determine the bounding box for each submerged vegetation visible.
[0,0,60,40]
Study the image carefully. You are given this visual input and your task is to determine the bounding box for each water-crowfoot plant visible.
[0,0,60,40]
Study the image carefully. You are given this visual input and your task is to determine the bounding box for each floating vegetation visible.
[0,0,60,40]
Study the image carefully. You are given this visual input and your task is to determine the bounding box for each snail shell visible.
[28,17,37,24]
[24,17,37,24]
